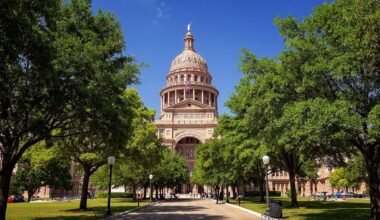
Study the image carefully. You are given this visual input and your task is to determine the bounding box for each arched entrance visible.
[175,137,201,194]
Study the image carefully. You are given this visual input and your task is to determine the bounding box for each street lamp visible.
[105,156,115,216]
[262,155,270,214]
[149,174,153,203]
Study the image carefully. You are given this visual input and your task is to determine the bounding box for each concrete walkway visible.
[112,199,259,220]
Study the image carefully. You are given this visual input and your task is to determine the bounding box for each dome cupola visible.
[169,24,208,73]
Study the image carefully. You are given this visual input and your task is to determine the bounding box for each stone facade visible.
[268,166,366,197]
[154,26,218,193]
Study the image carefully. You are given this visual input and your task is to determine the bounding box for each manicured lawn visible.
[7,198,148,220]
[229,197,370,220]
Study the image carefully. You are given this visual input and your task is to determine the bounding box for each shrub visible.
[244,191,281,197]
[96,192,133,198]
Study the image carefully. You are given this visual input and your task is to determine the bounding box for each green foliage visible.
[330,168,349,191]
[93,89,186,193]
[224,0,380,211]
[95,192,133,198]
[151,150,189,188]
[13,144,72,200]
[330,154,367,191]
[0,0,141,216]
[272,0,380,214]
[192,139,226,186]
[244,191,281,197]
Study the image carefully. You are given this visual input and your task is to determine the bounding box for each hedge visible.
[244,191,281,197]
[96,192,133,198]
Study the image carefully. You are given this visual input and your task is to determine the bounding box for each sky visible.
[92,0,331,116]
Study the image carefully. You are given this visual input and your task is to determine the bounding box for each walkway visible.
[112,199,259,220]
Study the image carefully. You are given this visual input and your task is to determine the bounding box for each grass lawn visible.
[6,198,148,220]
[229,197,370,220]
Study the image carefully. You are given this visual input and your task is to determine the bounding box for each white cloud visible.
[137,0,170,24]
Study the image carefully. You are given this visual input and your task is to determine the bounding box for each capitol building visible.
[154,26,363,197]
[154,26,218,194]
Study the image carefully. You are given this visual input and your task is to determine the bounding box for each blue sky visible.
[92,0,330,116]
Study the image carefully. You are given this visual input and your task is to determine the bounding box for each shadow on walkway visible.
[113,199,229,220]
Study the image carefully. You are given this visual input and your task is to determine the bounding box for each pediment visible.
[167,99,214,110]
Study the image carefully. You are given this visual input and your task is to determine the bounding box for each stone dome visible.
[169,29,208,73]
[170,50,208,73]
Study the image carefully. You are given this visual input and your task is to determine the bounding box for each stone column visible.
[193,89,195,100]
[208,92,211,106]
[215,94,217,110]
[201,89,204,103]
[165,93,168,107]
[175,90,177,104]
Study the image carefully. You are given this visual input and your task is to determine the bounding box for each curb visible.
[225,202,282,220]
[105,201,159,219]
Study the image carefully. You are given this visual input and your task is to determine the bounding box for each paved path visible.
[112,199,259,220]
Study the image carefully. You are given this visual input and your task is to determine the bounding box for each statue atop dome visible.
[187,23,191,32]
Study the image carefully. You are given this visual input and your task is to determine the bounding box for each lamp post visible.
[262,155,270,214]
[149,174,153,203]
[105,156,115,216]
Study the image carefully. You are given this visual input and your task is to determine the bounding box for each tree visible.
[152,149,188,198]
[0,0,61,217]
[192,138,230,199]
[330,168,349,192]
[330,155,367,193]
[273,0,380,217]
[345,154,367,191]
[0,0,139,217]
[60,88,140,210]
[14,144,71,202]
[226,50,317,207]
[215,115,267,201]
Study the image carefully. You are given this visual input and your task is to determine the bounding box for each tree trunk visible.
[27,190,34,202]
[132,185,136,200]
[242,184,246,198]
[259,178,265,202]
[155,186,158,199]
[288,170,299,207]
[0,162,15,219]
[143,186,147,199]
[297,177,302,195]
[231,184,237,199]
[219,186,224,200]
[365,158,380,219]
[79,169,91,210]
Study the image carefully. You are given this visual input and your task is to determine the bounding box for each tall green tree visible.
[216,115,267,201]
[152,150,188,197]
[61,88,140,210]
[0,1,62,217]
[227,51,314,207]
[273,0,380,217]
[192,139,229,198]
[0,0,140,216]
